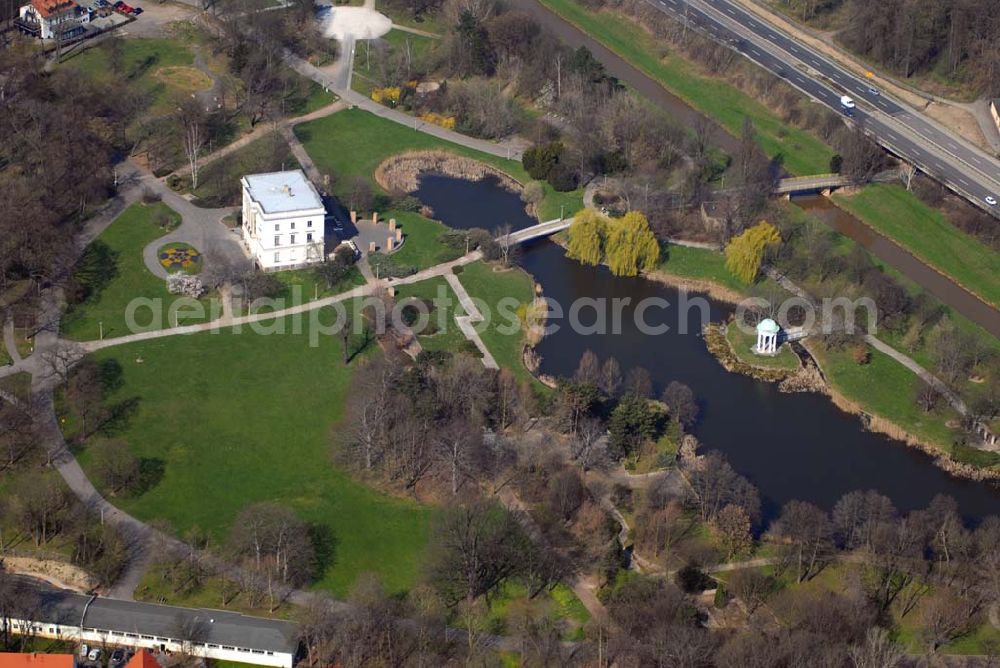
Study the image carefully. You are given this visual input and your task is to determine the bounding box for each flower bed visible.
[157,243,202,274]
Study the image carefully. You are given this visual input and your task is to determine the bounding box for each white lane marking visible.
[725,6,734,13]
[958,177,970,186]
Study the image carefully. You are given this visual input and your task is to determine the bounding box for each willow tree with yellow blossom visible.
[724,221,781,284]
[566,209,607,266]
[605,211,660,276]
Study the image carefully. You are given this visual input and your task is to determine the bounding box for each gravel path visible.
[135,169,244,279]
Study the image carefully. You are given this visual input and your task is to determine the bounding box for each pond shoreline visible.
[526,240,1000,486]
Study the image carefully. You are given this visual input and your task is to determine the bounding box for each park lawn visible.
[388,211,461,271]
[809,342,962,456]
[725,322,800,370]
[536,0,835,176]
[294,108,583,220]
[192,133,298,208]
[486,581,591,640]
[655,243,748,295]
[271,266,366,305]
[63,38,204,116]
[394,277,467,354]
[61,203,216,342]
[78,316,433,597]
[458,262,536,384]
[292,78,338,116]
[832,184,1000,309]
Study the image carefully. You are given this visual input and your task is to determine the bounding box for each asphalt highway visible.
[646,0,1000,217]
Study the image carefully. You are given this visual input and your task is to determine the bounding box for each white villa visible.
[755,318,780,354]
[241,170,326,271]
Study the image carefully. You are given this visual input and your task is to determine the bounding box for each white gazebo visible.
[755,318,780,354]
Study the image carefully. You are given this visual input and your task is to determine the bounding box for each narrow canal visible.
[414,174,1000,524]
[792,195,1000,337]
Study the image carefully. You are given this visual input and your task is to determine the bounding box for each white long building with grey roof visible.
[6,590,298,668]
[241,170,326,271]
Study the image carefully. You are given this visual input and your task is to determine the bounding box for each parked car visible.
[132,6,142,14]
[79,644,90,659]
[88,648,102,662]
[110,648,127,667]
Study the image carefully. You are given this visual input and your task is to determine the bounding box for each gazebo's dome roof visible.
[756,318,780,335]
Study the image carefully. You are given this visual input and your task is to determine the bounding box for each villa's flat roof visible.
[243,170,325,215]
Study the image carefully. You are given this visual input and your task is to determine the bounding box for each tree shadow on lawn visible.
[309,522,339,578]
[135,457,166,496]
[97,396,142,437]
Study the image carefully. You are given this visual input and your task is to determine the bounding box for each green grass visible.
[386,211,461,271]
[294,108,583,221]
[832,184,1000,309]
[62,203,216,341]
[811,342,962,455]
[136,564,301,620]
[484,581,591,640]
[536,0,835,175]
[725,323,800,370]
[458,262,536,384]
[64,38,202,116]
[292,78,338,116]
[272,266,366,304]
[78,316,433,597]
[193,133,298,207]
[656,242,752,295]
[394,277,467,354]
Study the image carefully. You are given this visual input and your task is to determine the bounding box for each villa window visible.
[291,222,296,230]
[274,224,279,231]
[307,220,313,227]
[274,236,280,246]
[290,234,296,244]
[307,233,313,242]
[274,252,280,263]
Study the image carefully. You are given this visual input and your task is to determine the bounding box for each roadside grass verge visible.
[61,203,216,341]
[294,108,583,221]
[536,0,835,175]
[832,184,1000,310]
[77,316,433,597]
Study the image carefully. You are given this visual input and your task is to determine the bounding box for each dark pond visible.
[414,174,1000,524]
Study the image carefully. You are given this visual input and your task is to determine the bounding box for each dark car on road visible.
[109,649,128,667]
